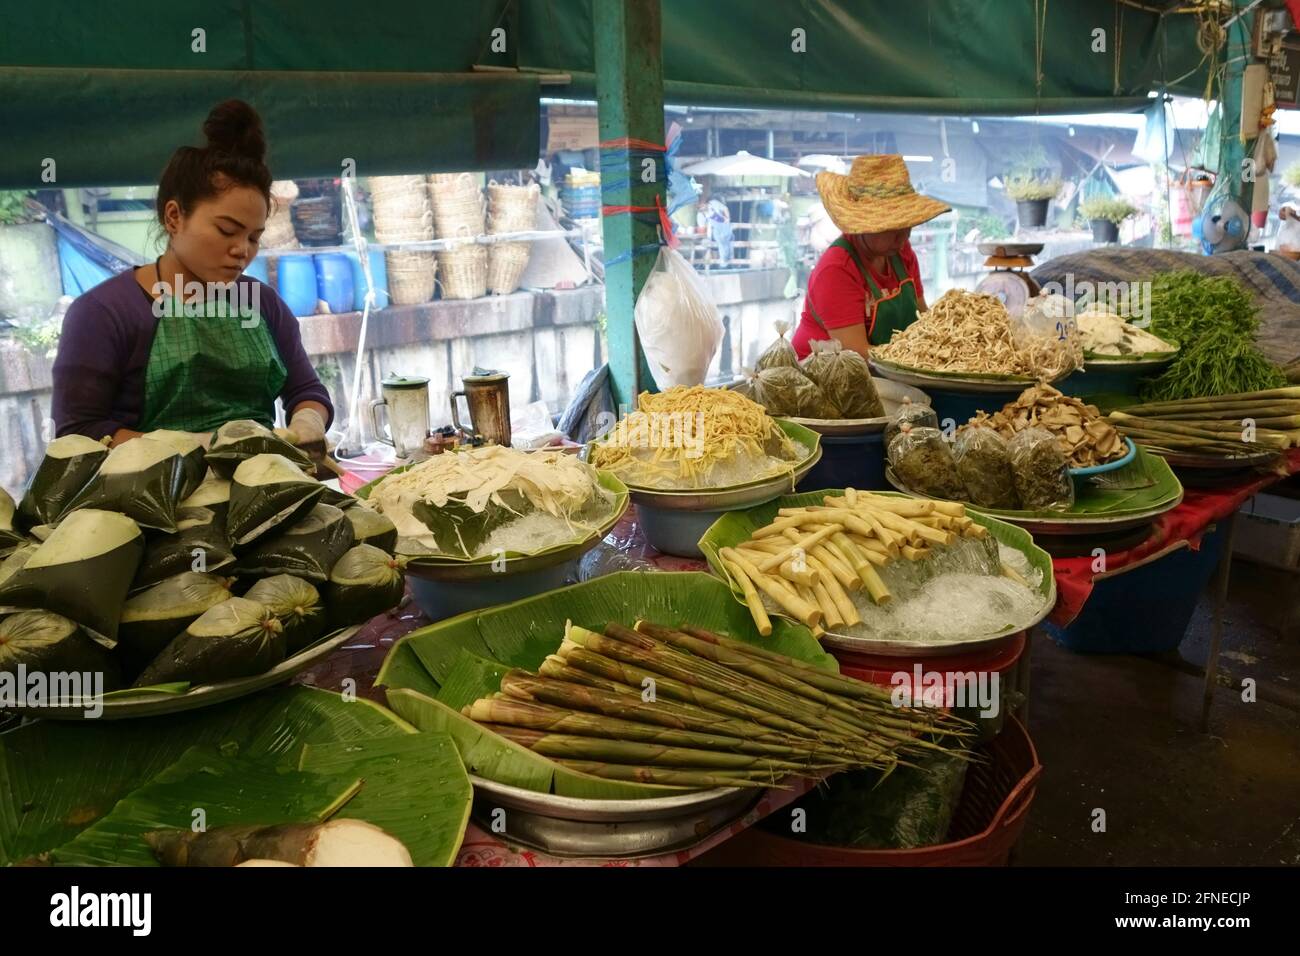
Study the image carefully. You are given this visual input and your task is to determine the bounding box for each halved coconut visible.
[0,509,144,645]
[345,505,398,554]
[143,430,208,500]
[118,572,233,676]
[205,420,312,479]
[0,609,122,690]
[65,435,185,532]
[17,434,108,528]
[133,596,285,687]
[235,503,354,584]
[243,574,327,653]
[327,544,407,627]
[226,454,326,547]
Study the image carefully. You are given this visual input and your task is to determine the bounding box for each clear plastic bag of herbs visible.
[755,319,800,371]
[953,426,1020,510]
[742,365,842,419]
[1009,426,1075,511]
[800,338,885,419]
[884,398,939,450]
[887,426,968,501]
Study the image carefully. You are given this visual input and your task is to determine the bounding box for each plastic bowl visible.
[1068,436,1136,477]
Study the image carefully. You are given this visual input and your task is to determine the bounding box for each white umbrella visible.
[682,150,810,178]
[796,154,850,173]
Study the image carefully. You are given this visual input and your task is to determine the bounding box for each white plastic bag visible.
[634,246,724,389]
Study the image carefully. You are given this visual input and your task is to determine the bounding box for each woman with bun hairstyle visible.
[52,99,332,453]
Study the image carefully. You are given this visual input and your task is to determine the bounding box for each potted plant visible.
[1005,173,1061,229]
[1079,196,1137,244]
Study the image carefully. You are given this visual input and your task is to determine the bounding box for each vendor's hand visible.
[278,407,329,461]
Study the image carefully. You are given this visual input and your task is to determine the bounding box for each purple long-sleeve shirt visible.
[52,269,333,440]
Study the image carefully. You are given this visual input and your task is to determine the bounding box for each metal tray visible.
[884,467,1184,536]
[624,446,823,511]
[468,774,760,858]
[9,626,362,720]
[976,242,1044,256]
[820,629,1025,659]
[1083,352,1178,370]
[1153,447,1281,471]
[787,379,931,436]
[869,357,1055,392]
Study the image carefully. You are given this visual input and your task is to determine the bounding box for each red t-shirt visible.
[791,238,924,359]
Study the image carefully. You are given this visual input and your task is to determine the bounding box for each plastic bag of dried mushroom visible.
[965,383,1127,469]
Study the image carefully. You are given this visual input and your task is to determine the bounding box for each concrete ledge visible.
[0,342,55,394]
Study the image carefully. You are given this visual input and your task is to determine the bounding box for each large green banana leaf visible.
[49,748,361,867]
[0,686,471,866]
[299,732,471,867]
[376,570,838,800]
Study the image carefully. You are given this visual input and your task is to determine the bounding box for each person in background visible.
[52,99,332,455]
[701,195,734,264]
[791,154,950,359]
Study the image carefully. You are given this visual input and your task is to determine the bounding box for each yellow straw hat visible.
[816,154,951,234]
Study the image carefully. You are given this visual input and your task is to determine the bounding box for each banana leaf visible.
[48,747,361,866]
[299,732,471,867]
[0,686,467,866]
[387,688,687,799]
[435,649,510,712]
[354,469,630,569]
[377,571,837,800]
[698,489,1056,632]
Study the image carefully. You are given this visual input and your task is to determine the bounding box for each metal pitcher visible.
[451,369,511,447]
[369,374,431,460]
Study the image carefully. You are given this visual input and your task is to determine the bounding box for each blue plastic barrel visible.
[796,432,888,492]
[923,385,1027,429]
[243,255,270,285]
[346,249,389,311]
[276,254,318,317]
[313,252,354,315]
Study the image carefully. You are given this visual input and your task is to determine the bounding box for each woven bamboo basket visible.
[386,250,437,305]
[437,244,487,299]
[430,174,486,235]
[486,182,540,295]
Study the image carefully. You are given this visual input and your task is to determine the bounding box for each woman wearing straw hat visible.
[791,155,950,359]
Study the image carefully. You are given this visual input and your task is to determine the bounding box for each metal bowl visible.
[468,774,760,858]
[788,379,931,436]
[869,357,1059,392]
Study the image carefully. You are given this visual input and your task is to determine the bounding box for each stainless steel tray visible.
[1153,447,1280,470]
[12,625,362,720]
[821,629,1025,659]
[788,379,931,436]
[624,447,823,511]
[869,358,1055,393]
[1082,353,1177,371]
[468,774,759,858]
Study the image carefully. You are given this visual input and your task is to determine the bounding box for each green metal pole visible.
[593,0,664,408]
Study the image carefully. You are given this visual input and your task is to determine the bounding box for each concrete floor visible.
[1016,559,1300,866]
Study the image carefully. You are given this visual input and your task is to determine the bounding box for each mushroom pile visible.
[967,384,1127,468]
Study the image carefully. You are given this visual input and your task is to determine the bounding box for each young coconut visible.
[234,503,355,583]
[117,572,233,677]
[205,420,313,479]
[226,453,325,547]
[327,545,408,626]
[0,509,144,646]
[345,505,398,554]
[17,433,108,528]
[145,820,413,867]
[142,430,208,500]
[242,574,327,653]
[133,596,285,687]
[0,610,123,691]
[64,435,186,532]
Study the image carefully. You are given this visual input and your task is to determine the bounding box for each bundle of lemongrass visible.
[718,490,1026,639]
[462,620,971,790]
[1107,386,1300,460]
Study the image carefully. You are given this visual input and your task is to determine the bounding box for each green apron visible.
[137,288,287,433]
[808,236,920,346]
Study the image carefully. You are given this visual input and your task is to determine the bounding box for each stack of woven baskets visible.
[486,182,540,295]
[428,173,487,299]
[261,180,300,249]
[369,175,436,305]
